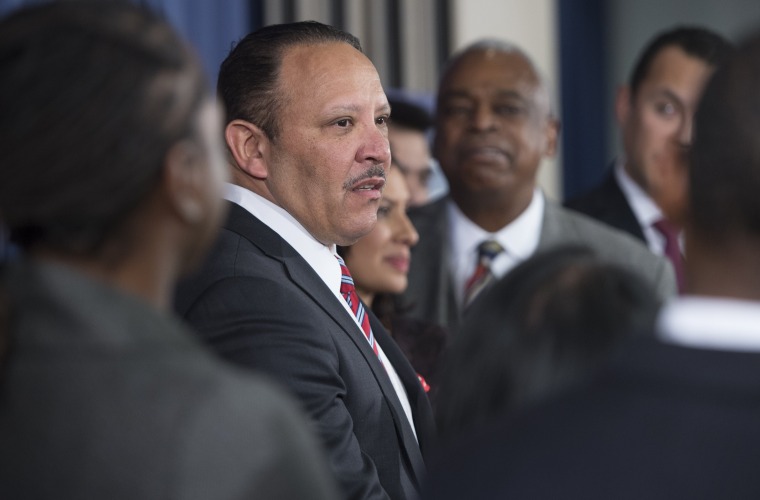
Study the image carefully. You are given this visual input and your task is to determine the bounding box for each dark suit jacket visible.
[402,196,676,332]
[424,335,760,499]
[565,170,647,243]
[175,202,435,500]
[0,259,336,500]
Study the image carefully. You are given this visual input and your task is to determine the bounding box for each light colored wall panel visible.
[295,0,333,24]
[399,0,439,92]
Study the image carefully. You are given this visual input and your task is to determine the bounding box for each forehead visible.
[638,45,714,94]
[439,49,541,99]
[278,42,385,109]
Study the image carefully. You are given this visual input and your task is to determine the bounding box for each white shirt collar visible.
[657,296,760,352]
[614,159,680,255]
[448,188,545,306]
[615,158,663,228]
[224,183,342,294]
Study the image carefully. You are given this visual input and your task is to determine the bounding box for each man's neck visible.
[451,187,534,233]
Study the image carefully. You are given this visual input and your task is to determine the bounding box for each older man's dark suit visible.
[565,170,647,243]
[175,202,435,500]
[402,196,675,332]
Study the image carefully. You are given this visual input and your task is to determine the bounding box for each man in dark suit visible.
[175,22,434,500]
[424,28,760,500]
[565,27,732,292]
[0,4,336,499]
[402,39,676,333]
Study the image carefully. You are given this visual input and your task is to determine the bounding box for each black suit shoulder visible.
[175,203,432,500]
[564,171,646,242]
[425,336,760,499]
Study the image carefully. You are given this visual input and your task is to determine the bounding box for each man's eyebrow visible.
[663,89,685,105]
[324,104,362,115]
[648,88,685,105]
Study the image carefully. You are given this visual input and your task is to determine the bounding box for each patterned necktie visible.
[336,255,380,358]
[463,239,504,307]
[652,218,685,293]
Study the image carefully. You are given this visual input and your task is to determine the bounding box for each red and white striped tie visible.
[336,255,379,358]
[463,239,504,307]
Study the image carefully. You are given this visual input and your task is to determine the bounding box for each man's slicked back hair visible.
[0,1,207,255]
[628,26,732,99]
[217,21,362,140]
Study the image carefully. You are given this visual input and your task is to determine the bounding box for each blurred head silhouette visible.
[0,0,228,374]
[0,1,227,295]
[435,245,660,441]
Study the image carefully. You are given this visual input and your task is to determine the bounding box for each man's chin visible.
[335,219,378,247]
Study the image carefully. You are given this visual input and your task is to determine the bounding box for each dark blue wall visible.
[558,0,610,201]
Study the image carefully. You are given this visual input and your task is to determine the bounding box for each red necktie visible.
[336,255,430,392]
[336,255,379,358]
[463,239,504,306]
[653,218,685,293]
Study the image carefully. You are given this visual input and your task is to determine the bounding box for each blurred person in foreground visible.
[0,3,336,499]
[402,39,675,334]
[424,29,760,499]
[434,245,660,445]
[174,20,435,500]
[566,26,732,293]
[338,165,447,400]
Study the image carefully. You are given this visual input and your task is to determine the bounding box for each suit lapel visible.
[407,197,459,330]
[225,203,428,482]
[598,173,647,241]
[369,312,431,486]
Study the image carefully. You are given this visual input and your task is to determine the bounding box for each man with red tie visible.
[566,26,733,292]
[175,21,434,500]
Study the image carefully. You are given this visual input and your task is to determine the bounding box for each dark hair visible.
[0,1,208,256]
[690,31,760,239]
[434,245,661,442]
[628,26,732,99]
[217,21,361,141]
[335,244,448,394]
[388,97,432,133]
[0,1,209,376]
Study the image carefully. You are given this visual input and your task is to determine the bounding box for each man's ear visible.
[615,85,632,128]
[162,139,206,225]
[543,117,560,158]
[225,119,269,179]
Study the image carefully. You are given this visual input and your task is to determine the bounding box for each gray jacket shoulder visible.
[540,200,677,300]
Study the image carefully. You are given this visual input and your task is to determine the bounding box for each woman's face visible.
[344,167,419,304]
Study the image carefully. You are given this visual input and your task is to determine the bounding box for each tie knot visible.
[477,239,504,263]
[652,219,678,241]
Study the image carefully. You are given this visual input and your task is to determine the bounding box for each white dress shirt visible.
[224,183,417,439]
[657,296,760,352]
[615,159,683,255]
[448,188,545,309]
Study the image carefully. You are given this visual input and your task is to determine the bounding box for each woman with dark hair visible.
[337,165,448,396]
[0,3,336,498]
[434,245,661,442]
